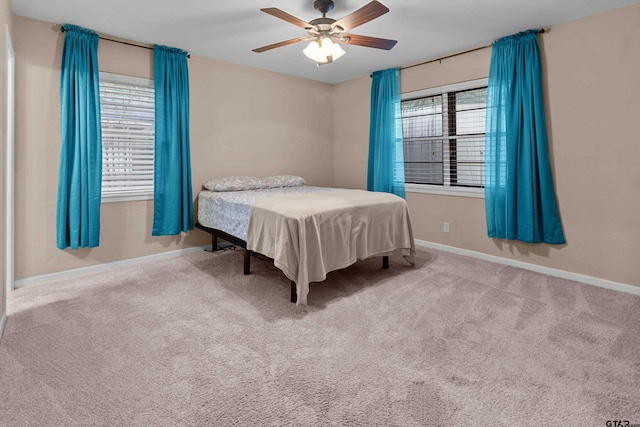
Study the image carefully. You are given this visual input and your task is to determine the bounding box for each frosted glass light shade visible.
[331,43,346,60]
[303,41,328,63]
[321,37,334,55]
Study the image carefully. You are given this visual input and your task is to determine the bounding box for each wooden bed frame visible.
[195,222,389,303]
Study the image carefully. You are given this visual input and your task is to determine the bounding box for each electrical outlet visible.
[443,222,449,232]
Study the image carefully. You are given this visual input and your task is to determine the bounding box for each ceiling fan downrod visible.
[314,0,334,16]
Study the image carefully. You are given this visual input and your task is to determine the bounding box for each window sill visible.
[405,183,484,199]
[102,192,153,204]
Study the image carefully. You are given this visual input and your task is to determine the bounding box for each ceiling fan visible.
[252,0,397,64]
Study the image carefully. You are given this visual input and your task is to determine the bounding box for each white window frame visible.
[402,78,487,199]
[99,72,155,203]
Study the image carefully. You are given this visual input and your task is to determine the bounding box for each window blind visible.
[99,75,155,198]
[401,86,486,188]
[401,95,444,185]
[450,88,487,187]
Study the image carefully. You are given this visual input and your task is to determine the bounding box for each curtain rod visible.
[372,28,547,75]
[59,26,190,58]
[401,44,490,71]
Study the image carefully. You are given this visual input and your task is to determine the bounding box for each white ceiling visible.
[11,0,640,84]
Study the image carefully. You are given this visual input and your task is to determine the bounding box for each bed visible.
[196,176,415,305]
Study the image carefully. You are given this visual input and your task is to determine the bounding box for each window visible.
[99,72,154,202]
[401,79,487,197]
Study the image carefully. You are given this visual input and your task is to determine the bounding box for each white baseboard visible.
[14,245,210,289]
[415,239,640,297]
[0,311,6,342]
[13,240,640,299]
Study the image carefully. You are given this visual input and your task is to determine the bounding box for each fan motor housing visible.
[309,17,336,28]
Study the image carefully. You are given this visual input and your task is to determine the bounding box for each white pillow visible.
[262,175,305,189]
[203,176,264,192]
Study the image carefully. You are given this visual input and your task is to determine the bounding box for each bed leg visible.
[244,250,251,275]
[212,234,218,251]
[383,256,389,269]
[290,281,297,303]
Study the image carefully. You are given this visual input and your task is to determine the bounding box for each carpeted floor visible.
[1,247,639,426]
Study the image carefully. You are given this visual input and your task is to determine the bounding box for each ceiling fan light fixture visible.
[304,37,345,64]
[303,40,329,63]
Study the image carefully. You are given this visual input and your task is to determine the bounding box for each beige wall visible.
[12,3,640,289]
[13,15,333,279]
[333,4,640,288]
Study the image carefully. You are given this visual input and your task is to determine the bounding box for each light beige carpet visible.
[1,247,639,426]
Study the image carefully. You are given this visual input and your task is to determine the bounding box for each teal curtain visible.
[484,30,565,244]
[56,24,102,249]
[152,45,194,235]
[367,68,405,198]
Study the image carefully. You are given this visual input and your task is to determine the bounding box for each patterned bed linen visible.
[197,186,337,242]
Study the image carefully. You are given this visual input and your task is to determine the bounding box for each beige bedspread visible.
[246,189,415,305]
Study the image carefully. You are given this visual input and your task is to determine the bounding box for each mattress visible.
[197,185,337,241]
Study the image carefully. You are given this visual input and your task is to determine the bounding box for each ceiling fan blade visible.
[343,34,397,50]
[260,8,312,30]
[252,37,307,53]
[332,1,389,32]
